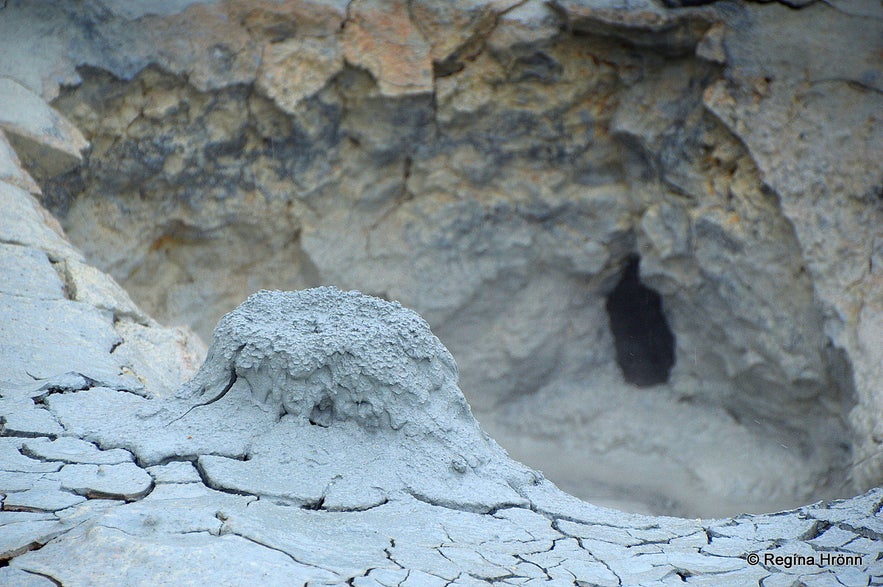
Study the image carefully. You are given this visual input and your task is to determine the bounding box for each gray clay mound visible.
[172,287,541,512]
[2,283,882,585]
[42,288,538,513]
[182,287,464,431]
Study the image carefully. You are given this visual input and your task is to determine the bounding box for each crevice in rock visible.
[0,519,77,566]
[404,488,526,516]
[150,455,196,467]
[826,520,883,543]
[605,254,676,387]
[799,519,831,541]
[0,421,55,440]
[307,396,335,428]
[167,368,240,426]
[222,526,340,577]
[192,458,255,500]
[30,380,91,405]
[300,496,325,511]
[22,568,65,587]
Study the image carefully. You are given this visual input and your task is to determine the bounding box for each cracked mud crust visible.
[3,284,883,585]
[0,0,881,585]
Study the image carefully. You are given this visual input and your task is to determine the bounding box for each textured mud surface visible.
[1,0,878,517]
[0,1,881,583]
[1,274,881,584]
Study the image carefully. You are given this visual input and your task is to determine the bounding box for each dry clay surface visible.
[1,0,879,519]
[0,104,880,583]
[1,268,882,585]
[0,0,881,585]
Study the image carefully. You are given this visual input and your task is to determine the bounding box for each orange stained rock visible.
[342,0,434,97]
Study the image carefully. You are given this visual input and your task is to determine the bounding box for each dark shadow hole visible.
[308,396,334,427]
[606,255,676,387]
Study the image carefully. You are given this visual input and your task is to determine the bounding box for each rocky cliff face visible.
[1,0,880,518]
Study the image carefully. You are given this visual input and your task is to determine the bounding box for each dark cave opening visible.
[606,255,676,387]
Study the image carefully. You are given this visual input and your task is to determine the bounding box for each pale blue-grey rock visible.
[0,567,60,587]
[0,244,65,300]
[0,439,61,474]
[0,472,46,494]
[0,130,41,195]
[0,513,65,560]
[0,77,88,179]
[2,478,86,512]
[56,462,153,500]
[0,293,133,386]
[15,525,341,586]
[45,385,278,466]
[0,183,81,263]
[0,397,64,438]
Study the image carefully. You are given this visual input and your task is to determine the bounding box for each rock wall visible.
[0,75,206,399]
[1,0,880,517]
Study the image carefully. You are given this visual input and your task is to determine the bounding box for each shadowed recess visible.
[606,255,676,387]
